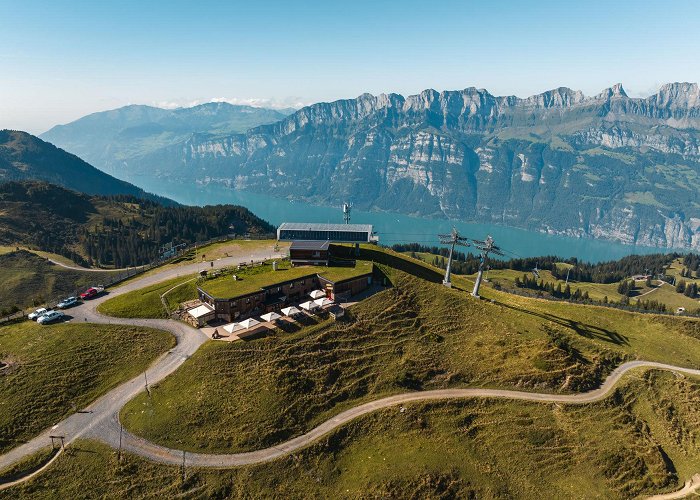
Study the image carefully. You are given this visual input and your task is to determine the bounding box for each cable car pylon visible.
[471,235,504,298]
[438,227,470,288]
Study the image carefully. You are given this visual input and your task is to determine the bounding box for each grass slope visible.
[0,320,174,453]
[481,267,700,312]
[97,275,199,318]
[120,261,700,454]
[0,250,119,314]
[5,372,700,499]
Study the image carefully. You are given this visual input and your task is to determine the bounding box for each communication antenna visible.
[471,235,504,298]
[343,202,353,224]
[438,227,470,288]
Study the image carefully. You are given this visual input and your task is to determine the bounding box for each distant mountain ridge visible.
[42,83,700,250]
[0,130,173,205]
[40,102,292,179]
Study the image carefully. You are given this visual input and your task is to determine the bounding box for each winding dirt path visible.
[1,262,700,499]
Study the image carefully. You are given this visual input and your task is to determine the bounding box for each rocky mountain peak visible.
[594,83,628,102]
[652,82,700,108]
[522,87,586,108]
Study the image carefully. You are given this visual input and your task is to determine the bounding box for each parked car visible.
[57,296,78,309]
[37,310,65,324]
[28,308,48,321]
[79,286,104,300]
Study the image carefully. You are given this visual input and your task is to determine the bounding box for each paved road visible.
[91,360,700,468]
[2,258,700,499]
[48,242,285,277]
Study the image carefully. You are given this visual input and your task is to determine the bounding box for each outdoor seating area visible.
[202,289,344,342]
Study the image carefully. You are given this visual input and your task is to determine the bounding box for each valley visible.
[42,84,700,251]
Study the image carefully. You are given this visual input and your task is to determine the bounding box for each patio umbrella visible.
[261,312,281,322]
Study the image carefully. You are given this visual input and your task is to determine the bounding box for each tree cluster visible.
[675,280,699,298]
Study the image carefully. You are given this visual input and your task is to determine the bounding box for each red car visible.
[80,286,104,300]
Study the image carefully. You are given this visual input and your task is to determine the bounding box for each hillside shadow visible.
[331,245,443,284]
[491,299,629,346]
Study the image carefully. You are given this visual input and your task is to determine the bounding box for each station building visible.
[197,267,375,323]
[289,240,330,266]
[277,223,377,243]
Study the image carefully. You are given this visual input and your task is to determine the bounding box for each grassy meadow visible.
[97,275,199,318]
[120,258,700,455]
[5,371,700,499]
[0,320,174,453]
[0,250,120,314]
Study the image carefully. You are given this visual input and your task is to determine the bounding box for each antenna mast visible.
[343,202,352,224]
[438,227,470,288]
[470,235,504,298]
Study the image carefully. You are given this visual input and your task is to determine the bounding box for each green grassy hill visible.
[4,245,700,498]
[405,249,700,314]
[0,130,172,204]
[4,371,700,498]
[117,247,700,457]
[0,321,174,453]
[0,250,120,314]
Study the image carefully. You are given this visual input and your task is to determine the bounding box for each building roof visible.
[187,303,214,319]
[290,240,330,251]
[279,222,373,233]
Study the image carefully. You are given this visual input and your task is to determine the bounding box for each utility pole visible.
[471,235,504,298]
[118,423,123,462]
[565,267,571,285]
[438,227,470,288]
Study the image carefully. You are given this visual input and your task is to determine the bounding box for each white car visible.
[57,296,78,309]
[28,308,48,321]
[37,310,65,325]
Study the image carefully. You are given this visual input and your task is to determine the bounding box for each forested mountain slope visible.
[0,181,272,267]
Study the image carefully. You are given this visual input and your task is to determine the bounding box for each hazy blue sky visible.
[1,0,699,133]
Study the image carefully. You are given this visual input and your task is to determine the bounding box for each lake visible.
[137,178,679,263]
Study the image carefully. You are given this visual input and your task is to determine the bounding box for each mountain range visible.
[41,84,700,250]
[40,102,291,179]
[0,130,173,205]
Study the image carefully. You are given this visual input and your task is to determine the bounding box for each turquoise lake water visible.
[138,178,678,263]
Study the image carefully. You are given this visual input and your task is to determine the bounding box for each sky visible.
[1,0,699,134]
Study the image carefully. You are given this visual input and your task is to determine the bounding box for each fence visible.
[0,233,278,325]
